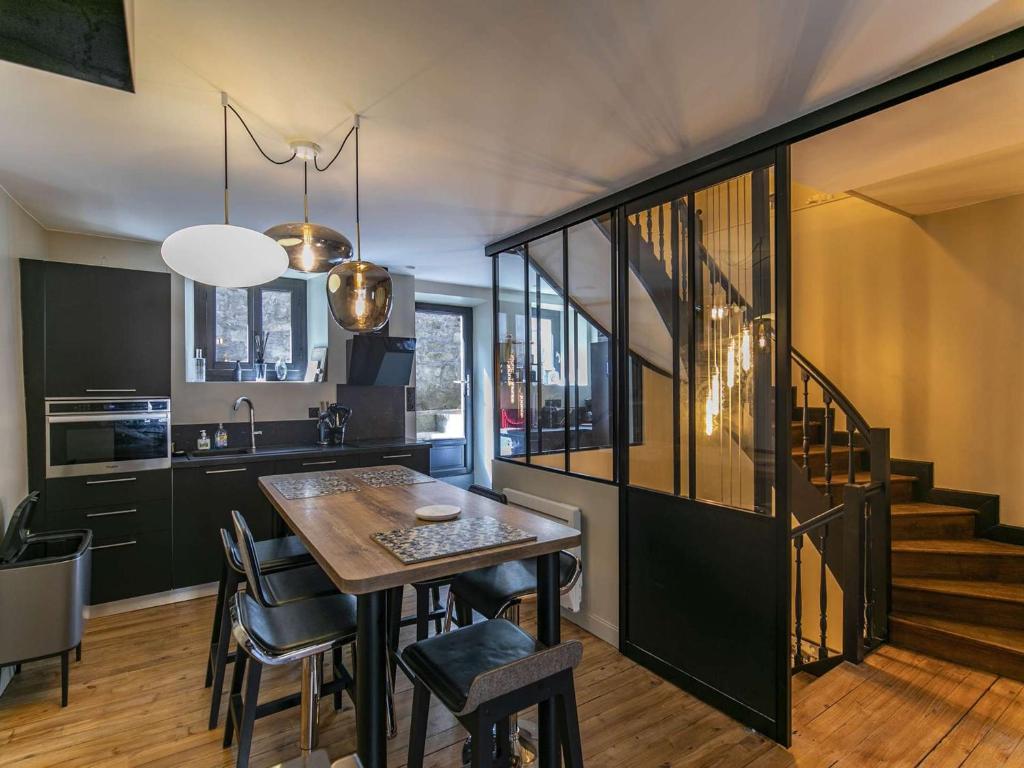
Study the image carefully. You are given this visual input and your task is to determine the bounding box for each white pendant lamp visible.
[162,94,287,287]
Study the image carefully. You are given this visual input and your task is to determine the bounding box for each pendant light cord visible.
[223,103,229,225]
[225,103,297,165]
[303,161,309,223]
[313,124,356,172]
[354,116,361,261]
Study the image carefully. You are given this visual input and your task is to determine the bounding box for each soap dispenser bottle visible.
[215,423,228,449]
[197,430,211,451]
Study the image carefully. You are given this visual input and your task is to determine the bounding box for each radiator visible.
[501,488,583,612]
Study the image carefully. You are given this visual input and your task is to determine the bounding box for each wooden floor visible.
[1,595,1023,767]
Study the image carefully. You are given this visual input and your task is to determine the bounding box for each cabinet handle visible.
[90,540,137,551]
[382,453,412,459]
[86,508,137,518]
[302,460,337,467]
[86,477,137,485]
[85,388,137,393]
[205,467,248,475]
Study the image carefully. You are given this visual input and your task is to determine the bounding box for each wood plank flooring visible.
[1,595,1022,767]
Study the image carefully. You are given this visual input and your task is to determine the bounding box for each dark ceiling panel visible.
[0,0,133,92]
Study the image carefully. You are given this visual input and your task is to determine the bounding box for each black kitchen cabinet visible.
[89,529,173,604]
[25,260,171,397]
[354,446,430,474]
[172,464,278,588]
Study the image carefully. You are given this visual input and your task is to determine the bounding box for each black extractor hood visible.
[346,336,416,386]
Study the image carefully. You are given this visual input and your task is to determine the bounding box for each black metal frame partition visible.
[484,27,1024,746]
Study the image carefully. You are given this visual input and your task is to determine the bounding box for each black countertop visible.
[172,438,431,469]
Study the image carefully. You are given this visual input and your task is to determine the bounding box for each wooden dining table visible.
[259,465,582,768]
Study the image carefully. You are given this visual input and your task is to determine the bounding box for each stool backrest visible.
[219,528,245,576]
[230,510,275,607]
[458,638,583,716]
[468,485,508,505]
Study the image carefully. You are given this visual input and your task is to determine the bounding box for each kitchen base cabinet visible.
[354,447,430,474]
[89,529,173,604]
[172,464,277,589]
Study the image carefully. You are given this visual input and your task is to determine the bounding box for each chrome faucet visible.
[233,396,262,452]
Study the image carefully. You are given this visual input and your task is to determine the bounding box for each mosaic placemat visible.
[269,470,359,500]
[353,467,436,488]
[372,515,536,565]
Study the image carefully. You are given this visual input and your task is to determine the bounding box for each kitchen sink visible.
[186,444,325,459]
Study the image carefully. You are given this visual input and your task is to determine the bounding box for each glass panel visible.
[677,200,691,495]
[527,232,565,472]
[497,250,527,460]
[566,214,614,480]
[694,169,774,513]
[215,287,249,363]
[261,289,293,364]
[626,202,676,493]
[414,310,467,440]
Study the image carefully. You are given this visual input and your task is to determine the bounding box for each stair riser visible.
[890,618,1024,680]
[893,552,1024,581]
[892,588,1024,630]
[891,514,975,541]
[816,479,914,505]
[795,450,865,476]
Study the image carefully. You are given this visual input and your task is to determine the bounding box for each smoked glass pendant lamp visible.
[264,148,353,273]
[326,116,393,333]
[161,94,287,288]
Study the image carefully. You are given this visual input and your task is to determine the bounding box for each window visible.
[194,277,308,381]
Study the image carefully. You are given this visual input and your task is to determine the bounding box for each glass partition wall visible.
[493,213,617,481]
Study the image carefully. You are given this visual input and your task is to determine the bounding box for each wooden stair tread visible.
[890,612,1024,655]
[791,444,867,457]
[891,502,976,517]
[893,577,1024,604]
[810,471,915,486]
[893,538,1024,556]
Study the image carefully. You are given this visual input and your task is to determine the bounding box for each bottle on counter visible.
[234,360,243,382]
[215,423,228,449]
[192,348,206,382]
[197,430,211,451]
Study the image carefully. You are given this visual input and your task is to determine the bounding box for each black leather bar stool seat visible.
[207,529,335,730]
[450,551,580,620]
[224,592,357,768]
[403,619,584,768]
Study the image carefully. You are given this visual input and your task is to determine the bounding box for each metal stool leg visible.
[299,653,323,753]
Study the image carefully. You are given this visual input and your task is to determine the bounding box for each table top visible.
[259,465,582,594]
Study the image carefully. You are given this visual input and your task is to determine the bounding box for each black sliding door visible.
[619,149,792,743]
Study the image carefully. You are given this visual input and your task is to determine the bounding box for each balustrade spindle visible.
[863,499,874,641]
[801,371,811,480]
[646,209,653,246]
[818,526,828,660]
[794,536,804,665]
[848,424,856,485]
[658,205,665,271]
[823,392,834,507]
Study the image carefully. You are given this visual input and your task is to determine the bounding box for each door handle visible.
[85,388,137,393]
[90,540,137,551]
[302,460,337,467]
[205,467,248,474]
[86,477,137,485]
[382,453,412,459]
[86,508,136,518]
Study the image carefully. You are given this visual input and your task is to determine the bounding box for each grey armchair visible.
[0,492,92,706]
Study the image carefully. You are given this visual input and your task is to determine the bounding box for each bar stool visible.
[224,511,358,768]
[403,619,584,768]
[206,533,312,686]
[207,529,340,729]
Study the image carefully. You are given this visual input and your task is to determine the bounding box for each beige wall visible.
[43,231,416,428]
[793,186,1024,526]
[0,189,46,529]
[492,459,618,646]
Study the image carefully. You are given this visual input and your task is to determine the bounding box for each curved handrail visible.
[791,345,872,442]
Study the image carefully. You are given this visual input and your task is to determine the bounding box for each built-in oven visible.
[45,398,171,478]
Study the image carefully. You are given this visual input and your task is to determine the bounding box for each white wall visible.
[43,231,416,427]
[492,460,618,646]
[0,189,46,529]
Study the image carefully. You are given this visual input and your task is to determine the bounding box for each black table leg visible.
[536,552,560,768]
[357,590,387,768]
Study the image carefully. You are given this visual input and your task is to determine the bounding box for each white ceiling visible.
[0,1,1021,285]
[793,57,1024,215]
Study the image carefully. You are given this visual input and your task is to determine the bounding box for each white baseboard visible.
[562,608,618,647]
[84,583,218,619]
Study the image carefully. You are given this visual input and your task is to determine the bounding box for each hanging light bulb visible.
[757,322,768,349]
[265,151,353,273]
[704,397,714,436]
[740,324,752,373]
[326,116,394,333]
[727,340,737,389]
[710,368,721,416]
[162,93,287,287]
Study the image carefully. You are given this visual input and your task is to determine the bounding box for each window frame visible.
[194,277,308,382]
